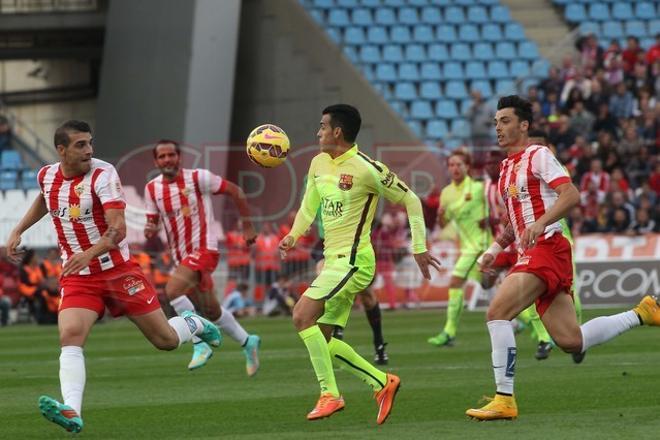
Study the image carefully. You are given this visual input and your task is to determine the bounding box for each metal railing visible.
[0,99,56,165]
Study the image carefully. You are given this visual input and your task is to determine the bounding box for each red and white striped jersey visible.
[485,176,506,237]
[498,145,571,245]
[144,169,226,264]
[38,159,130,275]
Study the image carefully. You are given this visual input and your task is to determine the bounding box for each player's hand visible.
[278,235,295,259]
[144,220,159,239]
[521,221,544,250]
[62,251,93,276]
[413,251,442,280]
[5,230,24,263]
[437,206,446,224]
[478,218,488,229]
[477,252,496,275]
[244,223,258,246]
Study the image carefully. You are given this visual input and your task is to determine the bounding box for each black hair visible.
[497,95,533,127]
[322,104,361,143]
[528,129,549,141]
[54,120,92,149]
[152,139,181,159]
[21,249,35,266]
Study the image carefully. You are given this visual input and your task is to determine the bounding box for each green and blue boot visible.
[39,395,83,433]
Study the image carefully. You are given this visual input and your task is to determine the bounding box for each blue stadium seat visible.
[406,120,423,138]
[21,169,38,189]
[375,8,396,25]
[612,3,633,20]
[382,44,403,62]
[326,28,342,44]
[565,4,587,22]
[375,64,397,82]
[1,150,23,170]
[0,170,17,190]
[383,0,405,6]
[361,64,375,81]
[420,62,442,80]
[641,38,654,50]
[344,27,366,45]
[436,24,457,43]
[473,42,495,60]
[518,41,540,60]
[398,7,419,25]
[465,61,487,79]
[351,8,373,25]
[421,6,443,24]
[531,59,551,77]
[477,0,498,5]
[410,101,434,120]
[389,100,407,117]
[391,25,412,43]
[450,42,472,61]
[367,26,388,44]
[398,63,420,81]
[427,44,449,62]
[443,62,465,80]
[426,120,449,140]
[336,0,357,6]
[625,21,647,38]
[456,0,477,6]
[470,79,493,98]
[444,6,466,24]
[459,24,481,42]
[588,3,610,21]
[495,41,517,60]
[467,6,489,23]
[521,77,540,94]
[405,44,427,62]
[309,9,324,23]
[451,119,470,138]
[394,82,417,100]
[420,81,442,100]
[481,23,503,42]
[414,25,436,43]
[435,100,459,119]
[313,0,333,8]
[635,2,655,20]
[408,0,432,5]
[579,21,600,35]
[445,80,468,99]
[510,59,530,77]
[328,9,350,26]
[490,5,511,23]
[602,21,624,39]
[359,45,381,63]
[360,0,380,6]
[445,138,463,150]
[650,20,660,36]
[343,46,358,62]
[459,98,473,115]
[495,79,516,95]
[504,23,525,41]
[487,60,510,79]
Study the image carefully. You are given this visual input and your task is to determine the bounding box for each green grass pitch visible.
[2,308,660,439]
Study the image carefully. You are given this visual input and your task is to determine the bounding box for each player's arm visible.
[477,223,516,273]
[6,194,48,262]
[279,169,321,257]
[221,181,257,245]
[62,208,126,276]
[143,183,160,239]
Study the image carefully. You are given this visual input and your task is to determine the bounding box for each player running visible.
[466,96,660,421]
[427,149,491,347]
[6,121,221,433]
[279,104,440,423]
[144,140,261,374]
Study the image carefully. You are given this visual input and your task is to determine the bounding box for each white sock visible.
[168,315,205,346]
[59,346,85,416]
[216,307,249,345]
[580,310,641,353]
[169,295,196,315]
[487,320,516,395]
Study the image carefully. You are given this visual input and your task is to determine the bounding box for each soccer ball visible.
[246,124,290,168]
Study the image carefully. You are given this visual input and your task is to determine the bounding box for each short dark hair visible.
[152,139,181,159]
[497,95,533,126]
[528,129,548,141]
[322,104,361,143]
[54,120,92,149]
[236,282,249,292]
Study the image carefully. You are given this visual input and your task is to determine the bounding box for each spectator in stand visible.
[585,80,609,115]
[0,115,11,152]
[627,208,657,235]
[634,181,658,207]
[538,66,563,97]
[222,282,256,318]
[549,114,576,152]
[633,88,657,118]
[580,158,610,195]
[567,205,598,236]
[609,167,633,200]
[622,36,644,74]
[560,70,591,108]
[254,222,281,293]
[18,249,58,324]
[467,90,494,147]
[279,211,314,279]
[628,61,653,97]
[605,55,625,87]
[626,146,654,187]
[609,191,636,223]
[563,87,585,112]
[592,104,619,139]
[639,111,657,147]
[541,90,561,118]
[569,100,595,135]
[617,124,645,157]
[609,82,634,119]
[574,137,597,179]
[262,275,296,317]
[559,55,577,81]
[225,220,251,284]
[649,162,660,195]
[606,208,631,233]
[645,34,660,65]
[577,33,604,70]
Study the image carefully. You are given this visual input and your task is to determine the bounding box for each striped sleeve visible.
[94,166,126,210]
[531,147,571,189]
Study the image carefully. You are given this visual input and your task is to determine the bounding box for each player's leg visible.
[427,275,465,347]
[129,306,221,349]
[518,304,553,360]
[465,272,543,421]
[359,286,388,365]
[39,307,98,433]
[165,263,201,316]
